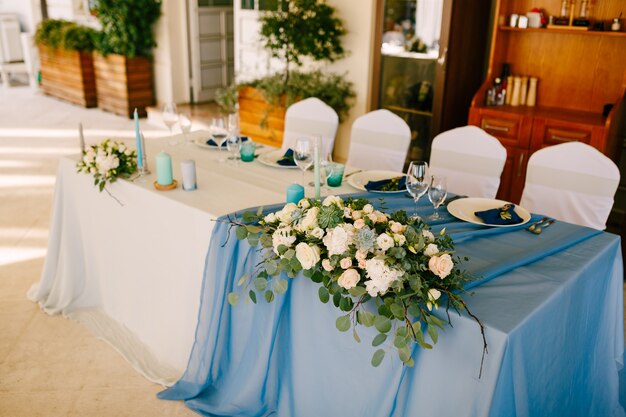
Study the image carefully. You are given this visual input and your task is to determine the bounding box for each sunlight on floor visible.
[0,127,165,139]
[0,175,56,188]
[0,247,46,267]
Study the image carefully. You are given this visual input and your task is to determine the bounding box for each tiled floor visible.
[0,86,624,416]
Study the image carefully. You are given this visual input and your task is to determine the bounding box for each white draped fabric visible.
[28,132,355,385]
[280,97,338,154]
[429,126,507,199]
[520,141,620,230]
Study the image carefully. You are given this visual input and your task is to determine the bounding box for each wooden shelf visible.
[473,104,608,127]
[499,26,626,37]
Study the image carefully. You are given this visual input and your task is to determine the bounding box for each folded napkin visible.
[474,204,523,225]
[206,136,249,147]
[365,176,407,192]
[277,149,296,166]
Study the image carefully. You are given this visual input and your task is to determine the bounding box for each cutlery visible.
[442,194,467,206]
[344,169,362,179]
[527,217,548,233]
[530,219,555,234]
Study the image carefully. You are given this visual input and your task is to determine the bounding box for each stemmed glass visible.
[179,113,192,145]
[428,175,447,220]
[162,103,179,145]
[320,151,333,192]
[405,161,429,220]
[209,115,229,162]
[226,135,242,164]
[294,137,313,187]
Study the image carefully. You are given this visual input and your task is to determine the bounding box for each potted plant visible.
[92,0,161,118]
[35,19,98,107]
[217,0,355,147]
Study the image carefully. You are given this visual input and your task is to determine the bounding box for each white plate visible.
[447,198,531,227]
[347,170,407,194]
[257,149,299,169]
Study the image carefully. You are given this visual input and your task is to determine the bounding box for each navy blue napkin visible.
[206,136,249,147]
[277,149,296,166]
[474,204,523,225]
[365,176,407,192]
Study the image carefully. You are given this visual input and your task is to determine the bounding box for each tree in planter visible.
[259,0,346,83]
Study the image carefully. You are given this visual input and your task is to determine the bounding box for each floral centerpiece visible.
[229,195,486,369]
[76,139,137,192]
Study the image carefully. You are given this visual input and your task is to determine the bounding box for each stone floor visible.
[0,86,201,416]
[0,86,624,416]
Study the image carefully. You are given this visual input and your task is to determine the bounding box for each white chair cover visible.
[280,97,339,155]
[346,109,411,172]
[429,126,507,199]
[520,142,620,230]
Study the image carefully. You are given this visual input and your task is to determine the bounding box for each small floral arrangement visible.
[229,196,486,369]
[76,139,137,192]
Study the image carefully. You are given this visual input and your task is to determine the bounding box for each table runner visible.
[158,193,623,417]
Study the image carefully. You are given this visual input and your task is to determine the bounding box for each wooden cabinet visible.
[469,0,626,204]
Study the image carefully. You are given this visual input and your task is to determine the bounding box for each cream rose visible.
[339,257,352,269]
[355,250,367,262]
[264,212,277,223]
[373,211,387,223]
[424,243,439,257]
[351,210,362,220]
[422,230,435,243]
[376,233,395,252]
[277,203,298,224]
[353,218,366,229]
[393,234,406,246]
[298,198,311,209]
[310,227,325,239]
[295,242,321,270]
[338,268,360,289]
[298,206,319,231]
[389,221,406,234]
[343,207,352,219]
[322,259,333,272]
[429,254,453,279]
[322,195,343,207]
[362,204,374,214]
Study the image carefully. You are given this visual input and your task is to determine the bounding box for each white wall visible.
[0,0,41,32]
[153,0,191,106]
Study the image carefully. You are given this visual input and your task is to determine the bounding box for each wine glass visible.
[179,113,192,145]
[294,137,313,187]
[209,115,228,162]
[320,151,334,192]
[226,135,242,164]
[405,161,429,220]
[428,175,447,220]
[162,103,179,145]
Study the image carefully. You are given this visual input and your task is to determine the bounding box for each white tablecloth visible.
[28,132,355,385]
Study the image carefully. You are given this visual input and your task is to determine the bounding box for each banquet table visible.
[30,131,625,416]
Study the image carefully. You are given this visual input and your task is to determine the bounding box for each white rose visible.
[351,210,362,220]
[125,148,133,156]
[298,206,319,231]
[358,259,367,269]
[272,226,296,254]
[118,144,126,153]
[339,257,352,269]
[424,243,439,257]
[355,250,367,262]
[264,212,277,223]
[394,234,406,246]
[427,288,441,311]
[353,218,366,229]
[322,258,333,272]
[364,258,403,296]
[310,227,325,239]
[343,207,352,219]
[367,213,378,223]
[389,221,406,234]
[277,203,298,224]
[322,226,352,256]
[338,268,360,290]
[376,233,395,252]
[422,230,435,243]
[322,195,343,207]
[429,254,454,279]
[298,198,310,209]
[373,211,387,223]
[90,166,97,174]
[295,242,321,270]
[363,204,374,214]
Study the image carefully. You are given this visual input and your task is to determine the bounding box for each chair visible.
[346,109,411,172]
[280,97,339,155]
[429,126,507,199]
[519,141,620,230]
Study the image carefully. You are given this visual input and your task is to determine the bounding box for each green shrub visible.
[35,19,97,52]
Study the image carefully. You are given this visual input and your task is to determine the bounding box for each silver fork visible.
[527,217,548,233]
[530,219,555,234]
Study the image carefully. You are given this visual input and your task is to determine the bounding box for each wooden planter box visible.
[38,45,97,107]
[238,86,286,148]
[93,52,154,118]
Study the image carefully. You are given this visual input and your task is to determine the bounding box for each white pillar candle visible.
[181,160,197,191]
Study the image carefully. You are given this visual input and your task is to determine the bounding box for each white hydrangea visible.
[272,226,296,255]
[322,225,353,256]
[363,258,404,296]
[264,212,277,223]
[277,203,298,224]
[322,195,343,207]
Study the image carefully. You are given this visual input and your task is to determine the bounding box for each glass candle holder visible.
[326,163,345,187]
[240,141,256,162]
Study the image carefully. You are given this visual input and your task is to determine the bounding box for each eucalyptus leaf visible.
[358,311,375,327]
[254,277,267,292]
[371,349,385,367]
[227,292,238,306]
[390,303,405,320]
[352,328,361,343]
[336,315,351,332]
[398,345,412,363]
[372,333,387,347]
[265,290,275,303]
[348,286,367,298]
[237,274,248,286]
[283,249,295,260]
[333,292,341,308]
[274,279,288,295]
[427,324,439,344]
[235,226,248,240]
[245,225,263,234]
[318,286,330,303]
[374,315,391,334]
[249,290,257,304]
[265,260,278,275]
[247,234,260,246]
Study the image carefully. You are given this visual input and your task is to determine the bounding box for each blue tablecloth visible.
[159,193,625,417]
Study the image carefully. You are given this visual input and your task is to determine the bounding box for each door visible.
[189,0,234,102]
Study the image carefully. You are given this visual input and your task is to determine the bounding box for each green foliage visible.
[259,0,346,81]
[35,19,98,52]
[94,0,162,57]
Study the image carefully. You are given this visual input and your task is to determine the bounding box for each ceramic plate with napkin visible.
[364,176,407,192]
[447,198,531,227]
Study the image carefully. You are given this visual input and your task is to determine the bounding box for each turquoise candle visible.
[327,163,345,187]
[134,108,143,169]
[155,151,173,185]
[240,141,256,162]
[286,184,305,204]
